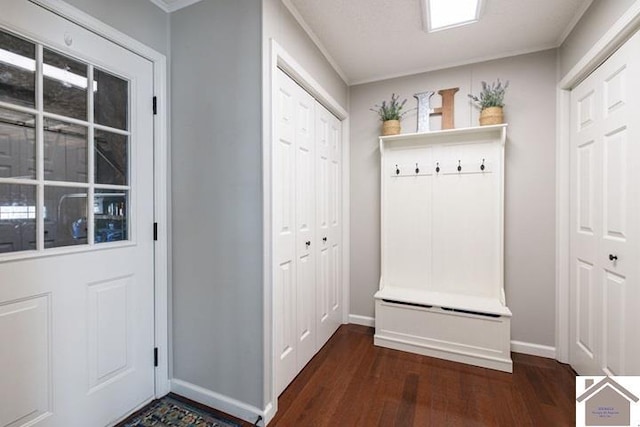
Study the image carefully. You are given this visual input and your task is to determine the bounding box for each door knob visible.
[323,237,327,242]
[609,254,618,261]
[305,241,311,247]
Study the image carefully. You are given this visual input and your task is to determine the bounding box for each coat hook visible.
[435,162,440,173]
[415,163,420,174]
[396,164,400,175]
[480,158,485,171]
[457,160,462,172]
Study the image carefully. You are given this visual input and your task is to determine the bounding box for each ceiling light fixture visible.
[423,0,483,33]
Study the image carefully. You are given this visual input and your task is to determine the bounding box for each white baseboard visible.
[348,314,375,327]
[510,340,556,359]
[170,378,267,425]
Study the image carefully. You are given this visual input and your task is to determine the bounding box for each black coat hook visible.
[395,164,400,175]
[480,158,485,171]
[415,163,420,174]
[435,162,440,173]
[457,160,462,172]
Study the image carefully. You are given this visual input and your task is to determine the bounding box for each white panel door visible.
[274,70,298,394]
[0,2,155,426]
[315,105,341,346]
[569,30,640,376]
[293,79,316,372]
[326,109,342,335]
[274,69,318,394]
[315,105,331,345]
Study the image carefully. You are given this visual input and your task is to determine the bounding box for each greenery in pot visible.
[468,79,509,110]
[370,93,410,121]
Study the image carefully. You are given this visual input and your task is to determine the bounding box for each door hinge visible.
[153,222,158,241]
[154,347,159,367]
[153,96,158,115]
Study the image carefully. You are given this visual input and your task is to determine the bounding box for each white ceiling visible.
[286,0,593,84]
[149,0,592,84]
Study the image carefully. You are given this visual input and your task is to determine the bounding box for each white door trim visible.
[29,0,170,397]
[263,39,349,424]
[556,0,640,364]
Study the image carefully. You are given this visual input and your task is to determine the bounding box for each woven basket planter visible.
[382,120,401,136]
[479,107,504,126]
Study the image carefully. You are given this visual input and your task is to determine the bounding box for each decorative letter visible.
[414,87,460,131]
[414,91,435,132]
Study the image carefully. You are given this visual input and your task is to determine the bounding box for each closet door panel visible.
[569,30,640,375]
[274,70,299,394]
[294,84,316,371]
[327,113,342,329]
[316,106,333,345]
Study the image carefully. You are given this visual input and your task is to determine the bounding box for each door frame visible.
[28,0,170,397]
[263,39,349,424]
[556,0,640,364]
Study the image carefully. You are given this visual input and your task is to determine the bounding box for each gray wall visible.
[559,0,636,78]
[63,0,169,55]
[171,0,263,408]
[349,50,558,347]
[263,0,348,107]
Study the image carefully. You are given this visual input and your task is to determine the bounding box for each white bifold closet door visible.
[569,29,640,376]
[315,105,343,346]
[274,69,342,395]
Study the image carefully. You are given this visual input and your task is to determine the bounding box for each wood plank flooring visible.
[268,324,576,426]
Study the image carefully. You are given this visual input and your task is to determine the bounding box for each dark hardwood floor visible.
[268,324,576,426]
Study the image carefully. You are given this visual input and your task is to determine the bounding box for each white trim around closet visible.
[263,39,350,425]
[555,0,640,364]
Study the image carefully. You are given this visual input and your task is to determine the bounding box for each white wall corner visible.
[170,379,265,425]
[349,314,375,328]
[510,340,556,359]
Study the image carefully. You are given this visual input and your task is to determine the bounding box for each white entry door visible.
[569,30,640,376]
[0,2,155,426]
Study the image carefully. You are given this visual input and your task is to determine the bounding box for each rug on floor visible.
[122,396,241,427]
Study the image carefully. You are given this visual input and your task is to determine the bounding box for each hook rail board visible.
[374,124,513,373]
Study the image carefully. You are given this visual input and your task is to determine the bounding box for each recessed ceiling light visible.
[424,0,483,33]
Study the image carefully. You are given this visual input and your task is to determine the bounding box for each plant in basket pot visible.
[371,93,409,136]
[468,79,509,126]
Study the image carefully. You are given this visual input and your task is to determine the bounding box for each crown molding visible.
[148,0,204,13]
[556,0,594,46]
[280,0,350,84]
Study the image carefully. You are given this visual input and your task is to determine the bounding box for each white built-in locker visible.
[274,69,343,395]
[375,125,513,372]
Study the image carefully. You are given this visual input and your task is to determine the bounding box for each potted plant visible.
[371,93,409,136]
[468,79,509,126]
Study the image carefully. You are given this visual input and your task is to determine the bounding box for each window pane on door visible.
[0,183,36,253]
[95,130,127,185]
[43,49,87,120]
[94,69,128,130]
[45,186,87,248]
[94,189,128,243]
[0,31,36,108]
[44,118,87,183]
[0,107,35,179]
